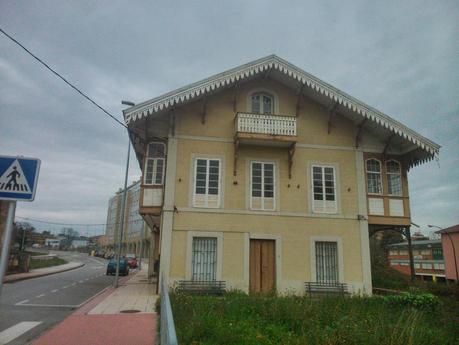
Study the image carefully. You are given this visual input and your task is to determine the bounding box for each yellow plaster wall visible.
[166,77,367,293]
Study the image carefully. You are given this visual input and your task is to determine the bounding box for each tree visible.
[59,228,79,239]
[370,229,404,267]
[13,222,36,250]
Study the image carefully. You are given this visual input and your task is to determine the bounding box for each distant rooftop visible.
[388,239,442,247]
[435,224,459,235]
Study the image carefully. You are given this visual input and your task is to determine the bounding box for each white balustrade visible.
[236,112,297,136]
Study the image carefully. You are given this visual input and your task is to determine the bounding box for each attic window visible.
[251,92,273,114]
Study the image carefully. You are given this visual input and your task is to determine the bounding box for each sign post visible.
[0,155,40,295]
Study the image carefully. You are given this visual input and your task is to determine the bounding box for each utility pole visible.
[114,136,130,288]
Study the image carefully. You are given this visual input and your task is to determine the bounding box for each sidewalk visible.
[3,261,84,283]
[33,266,158,345]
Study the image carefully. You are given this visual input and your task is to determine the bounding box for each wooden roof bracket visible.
[327,102,338,134]
[264,67,272,80]
[232,82,239,112]
[288,142,296,179]
[170,111,176,137]
[355,118,367,148]
[295,84,304,117]
[382,134,395,161]
[233,138,239,176]
[201,96,207,124]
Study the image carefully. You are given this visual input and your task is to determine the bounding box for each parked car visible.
[125,254,138,269]
[106,258,129,276]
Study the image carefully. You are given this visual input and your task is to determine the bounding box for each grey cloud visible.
[1,0,458,234]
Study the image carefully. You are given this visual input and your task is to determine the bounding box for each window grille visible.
[192,237,217,281]
[315,242,339,283]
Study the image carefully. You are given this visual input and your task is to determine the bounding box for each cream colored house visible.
[123,55,439,295]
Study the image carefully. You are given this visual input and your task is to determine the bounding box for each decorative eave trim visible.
[124,55,440,161]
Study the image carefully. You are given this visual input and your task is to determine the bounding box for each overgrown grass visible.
[170,291,459,345]
[29,257,67,269]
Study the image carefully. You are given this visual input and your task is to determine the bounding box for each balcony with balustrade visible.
[234,112,297,146]
[233,112,297,177]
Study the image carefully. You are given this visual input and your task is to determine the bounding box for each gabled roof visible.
[436,224,459,234]
[124,55,440,163]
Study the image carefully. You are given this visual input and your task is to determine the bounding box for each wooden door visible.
[250,239,276,293]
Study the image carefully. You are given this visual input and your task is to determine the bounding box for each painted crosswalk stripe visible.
[0,321,42,344]
[51,289,58,293]
[15,299,29,305]
[36,294,45,298]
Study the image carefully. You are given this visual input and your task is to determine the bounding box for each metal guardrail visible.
[160,273,178,345]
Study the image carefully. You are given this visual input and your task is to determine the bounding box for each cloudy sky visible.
[1,0,458,236]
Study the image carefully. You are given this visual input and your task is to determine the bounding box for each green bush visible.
[380,292,440,310]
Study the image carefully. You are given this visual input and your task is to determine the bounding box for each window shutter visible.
[311,165,337,214]
[193,158,220,208]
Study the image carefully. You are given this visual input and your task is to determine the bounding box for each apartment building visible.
[122,55,440,294]
[387,239,445,282]
[104,181,153,260]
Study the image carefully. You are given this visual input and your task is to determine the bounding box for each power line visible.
[0,27,127,129]
[16,216,144,227]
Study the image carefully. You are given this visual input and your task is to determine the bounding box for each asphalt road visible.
[0,251,114,345]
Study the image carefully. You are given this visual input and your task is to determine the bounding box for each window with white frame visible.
[191,237,217,281]
[315,241,339,283]
[366,159,382,194]
[251,92,273,114]
[389,250,398,255]
[311,165,337,214]
[421,263,433,269]
[414,263,421,269]
[433,263,444,270]
[193,158,221,208]
[386,160,402,195]
[144,142,165,185]
[250,162,275,210]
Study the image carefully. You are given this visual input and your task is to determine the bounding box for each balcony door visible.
[250,239,276,293]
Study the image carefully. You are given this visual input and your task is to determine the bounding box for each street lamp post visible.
[113,101,135,289]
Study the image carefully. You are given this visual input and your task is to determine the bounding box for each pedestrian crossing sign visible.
[0,156,40,201]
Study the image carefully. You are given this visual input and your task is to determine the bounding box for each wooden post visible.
[405,226,416,282]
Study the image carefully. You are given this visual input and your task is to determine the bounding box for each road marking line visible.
[78,280,84,283]
[62,285,69,289]
[51,289,58,293]
[36,294,45,298]
[71,282,77,286]
[0,321,42,344]
[15,299,29,305]
[14,303,79,308]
